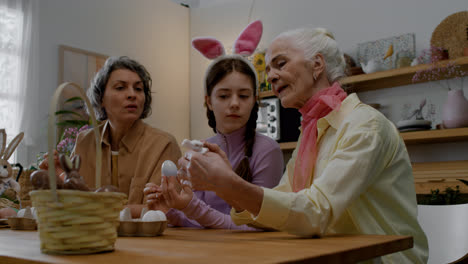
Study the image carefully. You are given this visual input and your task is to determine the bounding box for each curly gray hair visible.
[87,56,152,121]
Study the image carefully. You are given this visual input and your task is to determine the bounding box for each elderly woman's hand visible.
[177,142,235,192]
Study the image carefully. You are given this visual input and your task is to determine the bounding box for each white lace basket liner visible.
[29,82,127,255]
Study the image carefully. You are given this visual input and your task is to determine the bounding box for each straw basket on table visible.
[30,82,127,255]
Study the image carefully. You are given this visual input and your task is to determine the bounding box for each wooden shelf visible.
[278,127,468,150]
[259,90,275,98]
[261,57,468,149]
[279,141,297,150]
[401,127,468,145]
[260,57,468,96]
[413,160,468,194]
[340,56,468,92]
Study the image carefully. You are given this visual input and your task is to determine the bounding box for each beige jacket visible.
[73,119,181,204]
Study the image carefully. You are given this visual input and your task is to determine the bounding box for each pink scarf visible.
[293,82,347,192]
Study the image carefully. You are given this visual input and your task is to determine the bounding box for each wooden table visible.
[0,228,412,264]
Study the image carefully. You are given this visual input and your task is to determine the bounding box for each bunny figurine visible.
[0,129,24,201]
[30,169,64,190]
[59,154,90,191]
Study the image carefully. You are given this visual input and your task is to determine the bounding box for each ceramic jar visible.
[442,89,468,128]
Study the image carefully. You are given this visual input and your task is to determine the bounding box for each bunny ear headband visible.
[192,20,263,93]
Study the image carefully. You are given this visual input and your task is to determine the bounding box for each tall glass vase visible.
[442,89,468,128]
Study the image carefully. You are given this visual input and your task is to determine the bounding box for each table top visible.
[0,228,412,264]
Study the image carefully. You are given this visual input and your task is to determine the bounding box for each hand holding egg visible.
[177,141,234,192]
[160,173,193,210]
[144,182,170,213]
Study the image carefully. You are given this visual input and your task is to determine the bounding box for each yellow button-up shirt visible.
[232,94,428,263]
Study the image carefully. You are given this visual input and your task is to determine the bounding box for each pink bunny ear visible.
[233,20,263,56]
[192,37,225,59]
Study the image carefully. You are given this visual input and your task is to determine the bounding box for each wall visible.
[23,0,189,166]
[189,0,468,162]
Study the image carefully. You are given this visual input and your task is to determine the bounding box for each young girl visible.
[144,20,284,229]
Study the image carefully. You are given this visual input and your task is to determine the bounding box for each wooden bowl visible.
[7,217,37,230]
[118,220,167,237]
[0,218,9,228]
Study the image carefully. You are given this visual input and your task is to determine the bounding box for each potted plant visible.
[417,179,468,205]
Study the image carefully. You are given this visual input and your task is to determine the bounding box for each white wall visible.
[189,0,468,162]
[24,0,189,166]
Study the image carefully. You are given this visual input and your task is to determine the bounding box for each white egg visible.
[139,207,148,219]
[16,209,25,218]
[142,210,166,222]
[119,207,132,221]
[31,207,38,220]
[161,160,178,177]
[17,207,33,219]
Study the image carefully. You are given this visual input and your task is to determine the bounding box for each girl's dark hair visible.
[87,56,152,121]
[205,58,258,183]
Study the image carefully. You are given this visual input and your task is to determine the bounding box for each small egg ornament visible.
[181,139,208,154]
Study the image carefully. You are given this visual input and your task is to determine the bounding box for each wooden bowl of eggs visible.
[7,206,37,230]
[118,208,167,237]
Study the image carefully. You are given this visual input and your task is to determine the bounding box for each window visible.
[0,4,23,160]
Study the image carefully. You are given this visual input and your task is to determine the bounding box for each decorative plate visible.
[431,11,468,59]
[357,33,416,70]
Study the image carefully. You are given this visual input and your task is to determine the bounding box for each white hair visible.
[273,27,347,83]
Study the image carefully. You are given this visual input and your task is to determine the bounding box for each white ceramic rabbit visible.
[0,129,24,199]
[361,59,385,74]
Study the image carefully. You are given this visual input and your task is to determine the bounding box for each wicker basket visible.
[0,197,19,210]
[30,82,127,255]
[13,168,35,202]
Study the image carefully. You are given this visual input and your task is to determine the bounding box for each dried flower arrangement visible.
[56,125,90,157]
[412,46,467,90]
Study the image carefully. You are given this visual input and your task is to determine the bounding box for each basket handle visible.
[48,82,102,201]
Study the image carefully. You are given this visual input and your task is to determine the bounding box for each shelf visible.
[279,141,297,150]
[260,57,468,97]
[401,127,468,145]
[259,90,275,98]
[413,160,468,194]
[278,127,468,150]
[340,56,468,92]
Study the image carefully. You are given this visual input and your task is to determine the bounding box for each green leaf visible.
[56,120,89,127]
[457,179,468,186]
[54,110,85,119]
[64,96,84,103]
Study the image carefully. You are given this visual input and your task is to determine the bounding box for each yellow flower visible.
[253,53,265,72]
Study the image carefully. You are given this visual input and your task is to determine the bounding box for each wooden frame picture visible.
[59,45,108,89]
[57,45,108,135]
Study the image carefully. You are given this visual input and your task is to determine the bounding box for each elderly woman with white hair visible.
[178,27,428,263]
